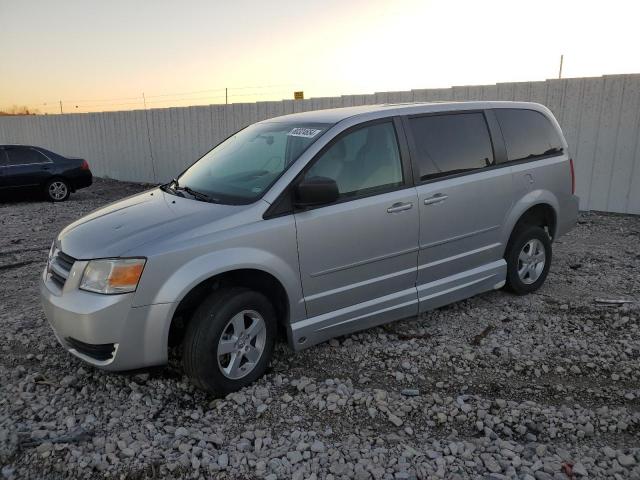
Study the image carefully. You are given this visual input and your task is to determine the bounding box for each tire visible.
[45,178,70,202]
[504,225,552,295]
[182,288,277,395]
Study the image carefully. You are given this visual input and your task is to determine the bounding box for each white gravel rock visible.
[0,182,639,479]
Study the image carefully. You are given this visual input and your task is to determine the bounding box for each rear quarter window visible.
[495,109,564,163]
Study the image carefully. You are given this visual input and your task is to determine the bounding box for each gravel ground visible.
[1,179,639,480]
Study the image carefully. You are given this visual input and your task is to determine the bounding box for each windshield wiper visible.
[181,185,214,202]
[159,179,182,197]
[166,178,220,203]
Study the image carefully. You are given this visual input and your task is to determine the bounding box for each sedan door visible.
[403,111,513,312]
[0,148,8,189]
[291,119,420,346]
[3,147,53,188]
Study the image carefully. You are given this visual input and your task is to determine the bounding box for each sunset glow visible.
[1,0,639,114]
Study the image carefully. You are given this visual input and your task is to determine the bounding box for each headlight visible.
[80,258,146,294]
[45,241,56,276]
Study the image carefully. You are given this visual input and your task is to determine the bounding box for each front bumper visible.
[40,268,173,371]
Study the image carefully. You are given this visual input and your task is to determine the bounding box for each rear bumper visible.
[71,172,93,191]
[556,194,580,238]
[40,269,173,371]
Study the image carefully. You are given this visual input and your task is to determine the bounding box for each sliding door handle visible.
[387,202,413,213]
[424,194,448,206]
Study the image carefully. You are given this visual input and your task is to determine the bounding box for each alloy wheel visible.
[217,310,267,380]
[49,181,68,200]
[517,238,546,284]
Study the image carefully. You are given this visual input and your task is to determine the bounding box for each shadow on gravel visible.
[0,190,48,204]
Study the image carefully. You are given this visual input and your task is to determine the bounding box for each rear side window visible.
[408,112,494,181]
[495,109,564,162]
[5,147,48,165]
[0,150,8,166]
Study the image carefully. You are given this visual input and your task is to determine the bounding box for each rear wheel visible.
[504,225,552,295]
[182,288,276,395]
[45,178,70,202]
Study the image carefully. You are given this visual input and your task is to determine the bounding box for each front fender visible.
[135,246,306,359]
[139,245,304,319]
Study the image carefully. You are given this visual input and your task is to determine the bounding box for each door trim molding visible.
[305,265,417,301]
[290,286,418,350]
[419,273,494,303]
[418,242,501,270]
[419,224,499,250]
[310,246,419,277]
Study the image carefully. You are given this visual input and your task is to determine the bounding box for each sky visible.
[1,0,639,114]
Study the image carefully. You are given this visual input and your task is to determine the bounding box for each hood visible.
[58,188,245,259]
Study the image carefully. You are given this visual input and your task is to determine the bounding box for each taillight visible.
[569,158,575,194]
[80,159,89,171]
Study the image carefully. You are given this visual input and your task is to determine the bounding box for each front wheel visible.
[182,288,277,395]
[45,178,70,202]
[504,225,552,295]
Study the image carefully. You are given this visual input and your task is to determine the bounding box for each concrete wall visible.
[1,74,640,214]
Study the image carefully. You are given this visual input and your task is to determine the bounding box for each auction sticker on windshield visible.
[287,127,322,138]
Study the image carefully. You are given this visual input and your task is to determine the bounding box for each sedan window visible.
[5,147,48,166]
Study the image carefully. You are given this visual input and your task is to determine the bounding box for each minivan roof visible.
[266,101,550,124]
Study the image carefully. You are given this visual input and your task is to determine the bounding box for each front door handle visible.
[387,202,413,213]
[424,193,448,206]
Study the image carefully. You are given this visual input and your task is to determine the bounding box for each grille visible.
[66,337,116,361]
[48,249,76,289]
[56,251,75,271]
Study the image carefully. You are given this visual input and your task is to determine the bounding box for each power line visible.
[224,83,294,91]
[59,94,143,103]
[144,87,227,99]
[230,89,292,98]
[33,83,296,107]
[18,84,300,113]
[147,95,226,104]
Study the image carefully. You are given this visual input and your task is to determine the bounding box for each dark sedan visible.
[0,145,92,201]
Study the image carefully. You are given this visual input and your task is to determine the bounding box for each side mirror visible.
[294,176,339,208]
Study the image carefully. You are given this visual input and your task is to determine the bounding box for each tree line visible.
[0,105,40,116]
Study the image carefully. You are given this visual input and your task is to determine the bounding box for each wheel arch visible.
[41,174,68,188]
[167,267,293,353]
[502,193,559,256]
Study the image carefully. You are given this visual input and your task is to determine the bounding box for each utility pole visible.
[225,88,228,105]
[142,92,147,109]
[59,100,63,114]
[558,54,564,79]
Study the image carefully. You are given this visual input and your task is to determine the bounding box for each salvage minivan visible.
[41,102,579,394]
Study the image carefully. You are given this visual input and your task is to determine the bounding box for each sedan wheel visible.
[46,180,69,201]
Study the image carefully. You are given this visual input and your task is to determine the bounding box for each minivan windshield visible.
[175,122,331,204]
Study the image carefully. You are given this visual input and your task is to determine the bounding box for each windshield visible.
[176,122,331,204]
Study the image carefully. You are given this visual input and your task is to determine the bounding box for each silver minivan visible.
[41,102,579,394]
